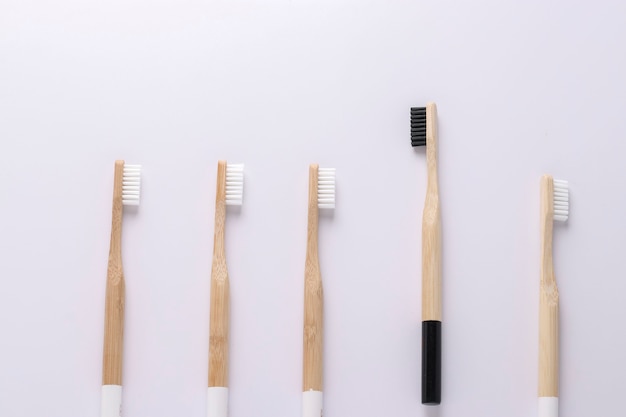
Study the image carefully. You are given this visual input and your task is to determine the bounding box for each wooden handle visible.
[209,160,230,388]
[303,164,323,392]
[422,103,441,322]
[102,160,125,385]
[539,175,559,397]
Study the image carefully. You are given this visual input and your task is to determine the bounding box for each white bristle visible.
[122,164,141,206]
[553,179,569,222]
[225,163,244,206]
[318,167,335,209]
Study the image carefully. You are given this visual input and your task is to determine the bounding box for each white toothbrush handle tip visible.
[101,385,122,417]
[207,387,229,417]
[538,397,558,417]
[302,390,323,417]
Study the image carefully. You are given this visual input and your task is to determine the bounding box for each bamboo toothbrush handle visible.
[538,294,559,413]
[102,268,125,383]
[208,161,230,417]
[102,160,125,417]
[421,102,442,405]
[303,164,323,417]
[303,270,323,388]
[303,270,323,391]
[422,103,441,321]
[421,192,442,406]
[208,265,230,386]
[421,194,441,319]
[539,176,559,417]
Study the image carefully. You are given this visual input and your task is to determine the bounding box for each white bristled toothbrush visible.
[207,161,244,417]
[302,164,335,417]
[538,175,568,417]
[101,161,141,417]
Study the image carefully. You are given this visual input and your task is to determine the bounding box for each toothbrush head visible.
[553,179,569,222]
[317,167,335,209]
[225,163,244,206]
[122,164,141,206]
[410,106,427,147]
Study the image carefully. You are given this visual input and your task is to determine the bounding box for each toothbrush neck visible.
[426,126,439,192]
[306,204,319,263]
[213,161,228,259]
[306,165,320,263]
[109,201,123,257]
[213,199,227,258]
[108,162,125,261]
[426,156,439,193]
[540,177,555,285]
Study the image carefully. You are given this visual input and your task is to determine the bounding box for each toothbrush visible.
[411,103,442,405]
[101,161,141,417]
[538,176,568,417]
[302,164,335,417]
[207,161,244,417]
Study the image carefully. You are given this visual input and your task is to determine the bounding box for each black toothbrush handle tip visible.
[422,320,442,405]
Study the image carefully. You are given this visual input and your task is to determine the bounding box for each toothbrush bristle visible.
[122,164,141,206]
[411,107,427,147]
[225,163,244,206]
[318,168,335,209]
[553,179,569,222]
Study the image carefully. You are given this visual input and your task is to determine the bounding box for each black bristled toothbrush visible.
[411,103,442,405]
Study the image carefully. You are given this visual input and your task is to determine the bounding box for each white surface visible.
[538,397,558,417]
[207,387,228,417]
[0,1,625,417]
[101,385,122,417]
[302,390,323,417]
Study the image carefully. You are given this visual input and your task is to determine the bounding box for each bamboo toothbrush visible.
[101,161,141,417]
[302,164,335,417]
[411,103,442,405]
[207,161,244,417]
[538,175,568,417]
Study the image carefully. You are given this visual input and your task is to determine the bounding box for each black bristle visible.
[410,107,427,147]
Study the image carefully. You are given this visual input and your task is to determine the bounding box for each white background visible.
[1,1,625,416]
